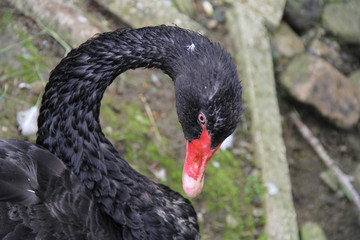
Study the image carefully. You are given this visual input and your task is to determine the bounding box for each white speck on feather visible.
[208,82,220,100]
[220,133,234,151]
[156,208,166,218]
[186,43,196,52]
[17,105,39,136]
[27,189,35,193]
[265,182,279,195]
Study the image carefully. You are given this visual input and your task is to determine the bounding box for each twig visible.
[138,93,166,154]
[0,83,8,100]
[289,111,360,215]
[36,19,72,55]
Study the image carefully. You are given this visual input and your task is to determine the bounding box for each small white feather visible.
[197,212,203,222]
[265,182,279,195]
[18,82,31,89]
[16,105,39,136]
[186,43,196,52]
[154,168,167,181]
[77,15,87,23]
[212,161,220,168]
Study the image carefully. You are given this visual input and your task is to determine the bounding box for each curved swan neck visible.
[37,26,195,167]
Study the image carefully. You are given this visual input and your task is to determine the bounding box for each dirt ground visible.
[280,96,360,240]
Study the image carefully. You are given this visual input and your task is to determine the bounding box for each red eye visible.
[198,113,206,124]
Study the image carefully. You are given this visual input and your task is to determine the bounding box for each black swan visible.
[0,26,242,239]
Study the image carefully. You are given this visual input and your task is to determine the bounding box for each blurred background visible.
[0,0,359,239]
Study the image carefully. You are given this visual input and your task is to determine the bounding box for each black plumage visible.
[0,26,242,239]
[0,139,120,239]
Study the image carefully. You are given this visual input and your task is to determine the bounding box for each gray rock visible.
[172,0,196,17]
[213,5,226,24]
[205,19,218,29]
[245,0,286,29]
[301,27,325,47]
[309,38,359,75]
[300,221,327,240]
[10,0,101,47]
[97,0,206,34]
[285,0,322,32]
[30,81,44,96]
[322,1,360,44]
[349,70,360,93]
[309,39,337,59]
[273,22,305,58]
[280,54,360,128]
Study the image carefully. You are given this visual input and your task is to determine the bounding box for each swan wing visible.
[0,139,117,239]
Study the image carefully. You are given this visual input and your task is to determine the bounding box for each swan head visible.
[173,42,242,198]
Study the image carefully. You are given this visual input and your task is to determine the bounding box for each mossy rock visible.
[322,1,360,44]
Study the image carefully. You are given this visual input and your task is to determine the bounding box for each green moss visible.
[0,10,52,139]
[244,175,264,204]
[200,149,265,239]
[203,150,241,212]
[0,10,51,84]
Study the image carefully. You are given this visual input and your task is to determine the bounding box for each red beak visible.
[182,126,221,198]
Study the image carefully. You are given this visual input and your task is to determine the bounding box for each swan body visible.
[0,139,119,239]
[0,26,242,239]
